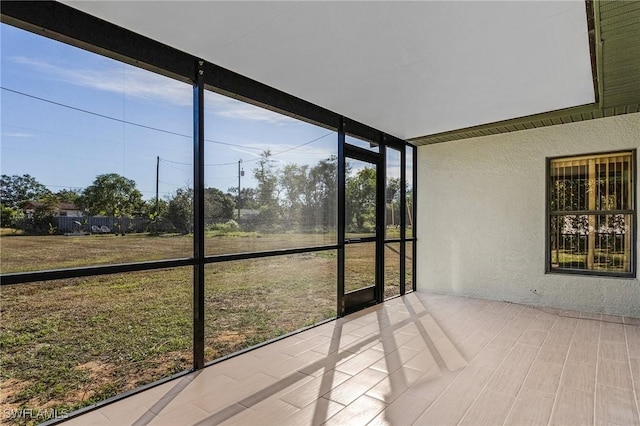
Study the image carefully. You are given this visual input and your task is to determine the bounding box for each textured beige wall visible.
[417,112,640,317]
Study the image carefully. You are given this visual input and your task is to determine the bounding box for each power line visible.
[2,87,337,156]
[2,87,189,139]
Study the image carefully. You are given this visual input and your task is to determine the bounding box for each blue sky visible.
[1,23,408,202]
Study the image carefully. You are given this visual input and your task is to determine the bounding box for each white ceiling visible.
[61,1,596,140]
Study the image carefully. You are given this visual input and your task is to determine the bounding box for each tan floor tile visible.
[597,359,633,390]
[537,342,569,365]
[323,394,387,426]
[527,317,556,332]
[365,366,424,402]
[626,325,640,353]
[396,322,421,336]
[523,360,563,394]
[238,372,314,408]
[575,317,601,331]
[335,348,385,376]
[460,330,494,359]
[219,399,298,426]
[518,329,549,347]
[371,333,413,354]
[63,410,111,426]
[369,346,419,374]
[561,360,596,393]
[414,365,494,425]
[284,397,344,426]
[485,344,539,397]
[324,367,386,406]
[403,347,439,373]
[311,334,360,355]
[553,316,579,330]
[263,349,325,379]
[419,314,468,371]
[600,321,626,342]
[279,369,352,409]
[573,326,600,344]
[491,329,523,348]
[404,365,453,401]
[368,393,428,426]
[252,337,304,357]
[279,334,332,357]
[191,373,278,413]
[298,351,353,377]
[100,377,192,419]
[220,355,284,381]
[459,390,514,425]
[599,340,629,363]
[468,341,512,370]
[65,293,639,426]
[630,357,640,392]
[595,384,640,426]
[624,316,640,325]
[147,403,209,426]
[566,341,598,365]
[481,317,509,333]
[504,387,555,426]
[549,386,593,426]
[546,327,574,346]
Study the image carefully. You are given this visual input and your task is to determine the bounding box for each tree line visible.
[0,152,338,234]
[1,151,409,235]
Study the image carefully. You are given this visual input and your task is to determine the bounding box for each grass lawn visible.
[0,231,409,424]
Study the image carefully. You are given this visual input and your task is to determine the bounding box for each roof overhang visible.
[3,1,639,144]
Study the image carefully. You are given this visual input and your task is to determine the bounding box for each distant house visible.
[24,202,83,218]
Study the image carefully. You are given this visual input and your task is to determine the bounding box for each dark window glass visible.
[548,152,634,275]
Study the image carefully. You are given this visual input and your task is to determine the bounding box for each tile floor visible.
[66,292,640,425]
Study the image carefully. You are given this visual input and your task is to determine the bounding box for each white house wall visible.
[416,112,640,317]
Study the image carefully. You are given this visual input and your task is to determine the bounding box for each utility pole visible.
[237,159,243,220]
[153,155,160,232]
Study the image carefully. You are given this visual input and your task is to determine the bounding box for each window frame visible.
[545,149,637,278]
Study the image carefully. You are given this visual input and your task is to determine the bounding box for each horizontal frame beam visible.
[1,245,340,286]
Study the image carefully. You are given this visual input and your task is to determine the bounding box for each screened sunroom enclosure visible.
[0,1,416,417]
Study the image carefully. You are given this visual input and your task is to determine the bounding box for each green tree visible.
[78,173,143,234]
[204,187,236,222]
[346,167,376,233]
[253,150,281,227]
[0,174,51,209]
[308,156,338,230]
[28,193,60,234]
[227,187,258,211]
[55,188,81,205]
[279,163,309,225]
[79,174,143,217]
[386,177,400,228]
[254,150,278,206]
[166,188,192,234]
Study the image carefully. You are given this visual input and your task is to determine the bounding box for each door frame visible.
[338,138,385,316]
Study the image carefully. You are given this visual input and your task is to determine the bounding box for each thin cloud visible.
[13,55,299,124]
[12,56,192,107]
[205,92,298,125]
[2,131,33,138]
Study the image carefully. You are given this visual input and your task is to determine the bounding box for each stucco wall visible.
[416,112,640,317]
